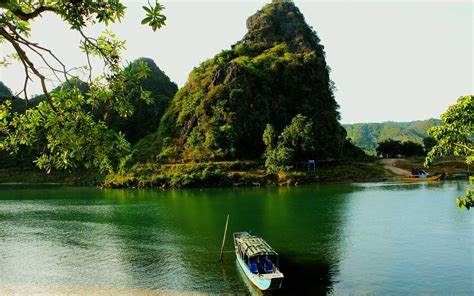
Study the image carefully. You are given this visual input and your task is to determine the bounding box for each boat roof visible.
[236,235,278,257]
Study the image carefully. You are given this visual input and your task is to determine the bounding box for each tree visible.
[423,136,437,154]
[279,114,315,163]
[376,139,402,158]
[0,0,166,173]
[400,141,424,157]
[376,139,424,158]
[263,114,314,172]
[263,123,292,172]
[263,124,277,151]
[424,95,473,210]
[425,95,473,167]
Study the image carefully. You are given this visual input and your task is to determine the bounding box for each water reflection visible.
[353,181,444,191]
[0,182,470,294]
[334,181,471,294]
[104,186,351,294]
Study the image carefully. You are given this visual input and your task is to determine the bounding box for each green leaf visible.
[142,6,152,14]
[141,16,152,24]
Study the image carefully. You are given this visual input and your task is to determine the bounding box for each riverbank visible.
[388,157,470,174]
[0,169,101,186]
[0,158,467,188]
[103,160,393,189]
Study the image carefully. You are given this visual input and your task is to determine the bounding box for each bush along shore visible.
[102,160,392,189]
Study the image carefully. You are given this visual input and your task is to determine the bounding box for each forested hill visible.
[343,119,443,154]
[0,81,12,98]
[0,57,177,144]
[107,57,178,144]
[0,57,178,168]
[135,0,359,162]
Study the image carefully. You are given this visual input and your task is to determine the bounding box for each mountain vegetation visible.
[263,114,315,172]
[0,82,26,114]
[0,82,12,99]
[344,119,443,154]
[0,58,177,168]
[102,58,178,144]
[135,0,358,164]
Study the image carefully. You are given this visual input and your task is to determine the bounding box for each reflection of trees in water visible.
[277,255,335,295]
[455,180,468,192]
[1,182,469,293]
[76,185,362,294]
[254,185,354,295]
[102,187,251,293]
[152,185,355,294]
[354,181,445,192]
[100,188,200,291]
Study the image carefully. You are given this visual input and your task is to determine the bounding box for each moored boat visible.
[233,232,284,290]
[400,175,441,182]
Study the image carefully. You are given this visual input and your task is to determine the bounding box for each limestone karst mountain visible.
[138,0,354,162]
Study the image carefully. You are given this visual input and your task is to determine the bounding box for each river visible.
[0,181,472,295]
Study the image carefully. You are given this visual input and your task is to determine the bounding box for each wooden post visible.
[219,214,230,262]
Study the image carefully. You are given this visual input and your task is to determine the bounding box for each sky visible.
[0,0,472,124]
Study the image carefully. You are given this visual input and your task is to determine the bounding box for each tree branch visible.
[0,2,55,21]
[82,39,93,83]
[0,27,57,112]
[454,143,474,153]
[5,22,70,81]
[77,28,117,69]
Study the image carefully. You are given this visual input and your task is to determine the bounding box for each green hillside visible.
[106,57,178,144]
[343,119,443,154]
[0,57,177,168]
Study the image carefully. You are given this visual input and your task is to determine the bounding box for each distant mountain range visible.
[343,119,443,154]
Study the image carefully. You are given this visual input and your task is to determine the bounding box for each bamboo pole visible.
[219,214,230,262]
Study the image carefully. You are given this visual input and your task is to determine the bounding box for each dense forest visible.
[344,119,443,154]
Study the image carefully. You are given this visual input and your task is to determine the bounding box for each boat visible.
[399,175,441,182]
[233,232,284,290]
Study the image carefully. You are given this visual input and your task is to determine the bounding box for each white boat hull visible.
[236,252,284,290]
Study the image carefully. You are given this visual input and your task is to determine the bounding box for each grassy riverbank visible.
[0,161,391,187]
[103,160,392,189]
[1,158,467,188]
[390,157,470,174]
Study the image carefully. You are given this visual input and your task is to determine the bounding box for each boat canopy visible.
[237,235,278,258]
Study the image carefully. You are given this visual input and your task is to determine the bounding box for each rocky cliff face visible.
[242,0,324,53]
[144,0,349,161]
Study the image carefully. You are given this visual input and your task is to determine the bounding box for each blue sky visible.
[0,0,472,123]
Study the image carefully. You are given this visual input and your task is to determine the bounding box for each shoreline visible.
[0,158,468,189]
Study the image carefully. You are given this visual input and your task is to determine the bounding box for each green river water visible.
[0,181,472,295]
